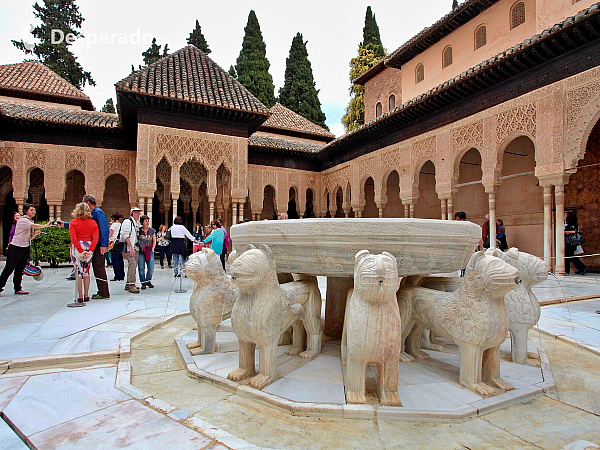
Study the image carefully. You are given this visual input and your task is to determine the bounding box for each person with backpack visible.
[120,207,142,293]
[217,218,230,269]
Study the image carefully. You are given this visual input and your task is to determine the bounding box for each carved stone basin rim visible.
[230,218,481,277]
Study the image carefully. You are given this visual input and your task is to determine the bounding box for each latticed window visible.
[511,2,526,29]
[376,102,383,117]
[388,94,396,111]
[442,46,453,68]
[475,25,487,49]
[415,63,424,83]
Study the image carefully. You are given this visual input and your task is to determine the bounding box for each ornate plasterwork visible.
[452,121,483,154]
[26,150,46,170]
[156,134,233,170]
[322,166,350,194]
[0,147,14,167]
[288,172,300,190]
[411,136,436,168]
[104,155,130,178]
[496,103,536,144]
[65,151,86,173]
[263,170,277,188]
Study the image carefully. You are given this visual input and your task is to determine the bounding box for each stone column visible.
[139,198,145,213]
[554,182,565,275]
[440,198,447,220]
[403,204,409,218]
[146,198,153,223]
[354,208,363,218]
[209,199,215,223]
[487,189,497,250]
[378,207,384,218]
[447,197,454,220]
[232,202,238,225]
[172,194,179,221]
[239,202,244,223]
[543,185,553,271]
[325,276,354,339]
[409,203,415,218]
[55,205,62,221]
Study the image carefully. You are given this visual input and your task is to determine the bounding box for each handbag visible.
[112,220,129,253]
[165,229,172,241]
[565,231,585,247]
[23,262,44,281]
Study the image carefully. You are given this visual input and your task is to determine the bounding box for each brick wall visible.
[364,67,402,124]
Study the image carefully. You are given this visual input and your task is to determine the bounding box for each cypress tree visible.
[12,0,95,89]
[361,6,385,59]
[187,19,211,54]
[101,98,115,113]
[228,65,237,78]
[235,10,275,107]
[452,0,459,9]
[279,33,327,129]
[142,38,167,65]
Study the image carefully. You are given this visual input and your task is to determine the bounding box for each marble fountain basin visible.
[230,218,481,277]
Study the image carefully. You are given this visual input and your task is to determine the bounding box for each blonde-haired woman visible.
[69,202,99,304]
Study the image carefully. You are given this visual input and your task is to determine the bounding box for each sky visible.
[0,0,453,137]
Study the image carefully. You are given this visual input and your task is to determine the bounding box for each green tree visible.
[361,6,385,59]
[341,45,380,132]
[12,0,95,89]
[101,98,115,113]
[142,37,168,65]
[235,10,275,107]
[32,224,71,267]
[187,19,211,53]
[279,33,327,129]
[228,65,237,78]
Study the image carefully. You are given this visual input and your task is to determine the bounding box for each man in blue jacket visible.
[62,194,110,299]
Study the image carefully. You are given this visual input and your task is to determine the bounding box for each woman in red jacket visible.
[69,202,99,303]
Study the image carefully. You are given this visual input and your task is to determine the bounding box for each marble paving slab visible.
[2,367,129,436]
[0,377,28,412]
[0,418,28,449]
[28,399,212,450]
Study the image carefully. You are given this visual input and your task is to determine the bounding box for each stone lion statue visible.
[398,251,519,397]
[341,250,402,406]
[227,244,322,390]
[185,248,238,355]
[488,248,547,364]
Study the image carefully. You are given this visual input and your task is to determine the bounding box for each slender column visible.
[378,207,384,218]
[543,185,553,270]
[17,203,23,215]
[49,205,56,221]
[404,204,409,218]
[447,197,454,220]
[172,194,179,221]
[232,202,238,225]
[146,198,152,223]
[409,203,415,218]
[555,183,565,275]
[55,205,62,221]
[139,198,145,213]
[488,191,497,250]
[355,209,363,218]
[209,201,215,223]
[441,198,447,220]
[239,202,244,223]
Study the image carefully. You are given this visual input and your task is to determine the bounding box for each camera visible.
[52,221,60,226]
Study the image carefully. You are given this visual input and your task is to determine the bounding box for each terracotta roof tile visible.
[116,45,269,114]
[260,104,334,139]
[249,134,325,153]
[0,61,91,103]
[0,100,119,128]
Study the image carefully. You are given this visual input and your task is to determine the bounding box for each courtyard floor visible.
[0,261,599,449]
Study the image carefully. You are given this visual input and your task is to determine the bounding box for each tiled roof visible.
[0,61,92,106]
[324,3,600,153]
[249,134,325,153]
[259,103,335,139]
[116,45,269,114]
[385,0,500,68]
[0,100,119,128]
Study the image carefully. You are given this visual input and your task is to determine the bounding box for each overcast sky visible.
[0,0,453,136]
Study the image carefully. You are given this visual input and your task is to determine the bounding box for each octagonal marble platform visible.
[173,318,555,421]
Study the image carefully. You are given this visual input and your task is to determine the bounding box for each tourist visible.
[109,213,125,281]
[121,207,142,293]
[68,202,99,303]
[204,220,225,270]
[137,215,156,289]
[481,213,499,249]
[564,212,588,275]
[170,216,199,277]
[7,212,20,244]
[156,224,172,269]
[454,211,467,221]
[217,218,229,268]
[496,219,508,251]
[279,212,288,220]
[0,204,55,297]
[192,223,204,253]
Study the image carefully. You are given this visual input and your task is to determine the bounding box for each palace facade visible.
[1,0,599,274]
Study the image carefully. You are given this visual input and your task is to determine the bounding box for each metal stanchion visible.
[174,259,187,293]
[67,272,85,308]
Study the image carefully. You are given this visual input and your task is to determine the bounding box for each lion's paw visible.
[284,347,302,356]
[399,352,414,363]
[248,373,273,390]
[380,391,402,407]
[487,377,514,392]
[408,349,430,360]
[467,382,498,397]
[422,343,444,351]
[299,349,319,360]
[346,391,367,404]
[227,367,255,382]
[186,342,201,350]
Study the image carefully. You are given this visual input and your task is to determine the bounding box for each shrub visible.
[32,223,71,267]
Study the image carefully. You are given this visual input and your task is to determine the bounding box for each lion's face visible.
[469,252,519,295]
[488,248,548,287]
[230,246,275,289]
[185,248,222,284]
[354,250,399,301]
